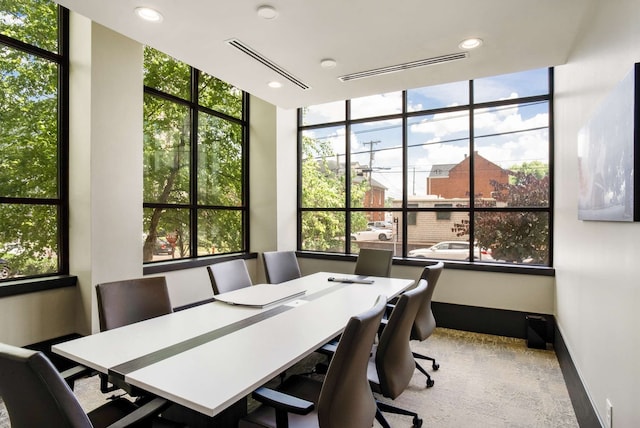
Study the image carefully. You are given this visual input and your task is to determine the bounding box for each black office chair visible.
[95,276,173,393]
[263,251,302,284]
[411,262,444,387]
[207,259,253,295]
[239,295,388,428]
[0,342,178,428]
[354,248,393,277]
[369,280,427,428]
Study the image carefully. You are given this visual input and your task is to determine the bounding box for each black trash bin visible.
[526,315,547,349]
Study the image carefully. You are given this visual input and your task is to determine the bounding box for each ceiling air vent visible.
[225,38,310,90]
[338,52,468,82]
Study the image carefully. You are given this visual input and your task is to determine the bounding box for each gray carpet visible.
[0,328,578,427]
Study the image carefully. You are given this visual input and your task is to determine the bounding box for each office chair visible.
[353,248,393,277]
[207,259,253,295]
[95,276,173,393]
[369,280,427,428]
[239,295,387,428]
[263,251,302,284]
[411,262,444,388]
[0,342,178,428]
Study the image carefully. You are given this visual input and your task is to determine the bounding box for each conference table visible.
[53,271,414,422]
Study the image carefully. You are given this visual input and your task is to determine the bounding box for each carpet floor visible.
[0,327,578,427]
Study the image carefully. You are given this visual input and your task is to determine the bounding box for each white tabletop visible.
[53,272,413,417]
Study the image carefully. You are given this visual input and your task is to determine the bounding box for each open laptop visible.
[214,283,306,308]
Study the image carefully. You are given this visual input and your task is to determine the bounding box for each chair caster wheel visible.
[432,362,440,370]
[426,378,434,388]
[413,416,423,427]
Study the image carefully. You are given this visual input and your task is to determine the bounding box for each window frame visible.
[0,2,70,283]
[141,53,250,266]
[297,69,554,271]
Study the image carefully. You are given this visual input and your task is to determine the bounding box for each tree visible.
[0,0,60,277]
[142,47,245,261]
[300,135,368,251]
[453,167,550,264]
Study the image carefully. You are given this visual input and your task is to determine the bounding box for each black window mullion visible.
[345,100,352,254]
[190,68,199,257]
[468,79,476,261]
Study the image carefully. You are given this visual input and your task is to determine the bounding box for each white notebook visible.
[215,284,306,308]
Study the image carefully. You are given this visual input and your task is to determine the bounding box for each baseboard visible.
[554,326,602,428]
[432,301,555,341]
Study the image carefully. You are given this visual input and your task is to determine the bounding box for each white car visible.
[351,227,393,241]
[408,241,493,261]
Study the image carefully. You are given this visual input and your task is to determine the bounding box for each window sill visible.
[296,251,555,276]
[143,252,258,275]
[0,275,78,298]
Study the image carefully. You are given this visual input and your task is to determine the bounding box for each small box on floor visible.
[526,315,547,349]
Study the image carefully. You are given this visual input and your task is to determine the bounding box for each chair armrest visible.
[106,397,171,428]
[252,386,314,415]
[60,365,92,389]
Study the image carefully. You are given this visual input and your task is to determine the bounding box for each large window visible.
[143,47,248,263]
[299,68,552,266]
[0,0,68,280]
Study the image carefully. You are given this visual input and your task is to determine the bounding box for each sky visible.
[302,68,550,199]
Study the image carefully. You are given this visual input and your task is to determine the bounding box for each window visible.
[143,47,248,263]
[299,68,552,266]
[0,0,68,280]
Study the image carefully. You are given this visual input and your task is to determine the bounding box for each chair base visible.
[413,351,439,387]
[375,401,423,428]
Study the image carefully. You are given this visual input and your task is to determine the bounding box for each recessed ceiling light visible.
[257,5,279,19]
[320,58,337,69]
[268,81,282,88]
[459,38,483,50]
[134,7,163,22]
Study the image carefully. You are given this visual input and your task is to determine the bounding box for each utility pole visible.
[362,140,380,208]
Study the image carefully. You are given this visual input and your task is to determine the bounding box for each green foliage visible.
[300,135,369,251]
[142,47,245,261]
[0,0,60,279]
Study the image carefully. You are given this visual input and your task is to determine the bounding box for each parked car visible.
[0,259,10,280]
[408,241,493,261]
[367,221,393,229]
[153,239,173,255]
[351,227,393,241]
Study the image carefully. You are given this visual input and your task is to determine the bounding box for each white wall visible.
[554,1,640,426]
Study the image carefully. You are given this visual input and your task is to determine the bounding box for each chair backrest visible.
[353,248,393,277]
[207,259,253,295]
[0,343,93,427]
[375,279,428,399]
[96,276,172,331]
[412,262,444,341]
[262,251,302,284]
[317,296,387,428]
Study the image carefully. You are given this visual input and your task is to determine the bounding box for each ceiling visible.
[53,0,594,109]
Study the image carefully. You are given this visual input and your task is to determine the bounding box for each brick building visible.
[427,152,509,198]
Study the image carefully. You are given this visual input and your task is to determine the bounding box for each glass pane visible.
[301,126,346,208]
[301,211,345,252]
[197,113,243,206]
[474,68,548,103]
[0,204,58,280]
[350,210,397,255]
[407,111,470,199]
[403,211,477,260]
[143,94,191,204]
[475,211,549,265]
[301,100,345,125]
[143,208,190,262]
[198,72,243,118]
[350,119,403,208]
[0,0,58,52]
[350,91,402,120]
[143,47,191,100]
[407,80,469,112]
[198,209,243,255]
[474,101,549,207]
[0,47,58,198]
